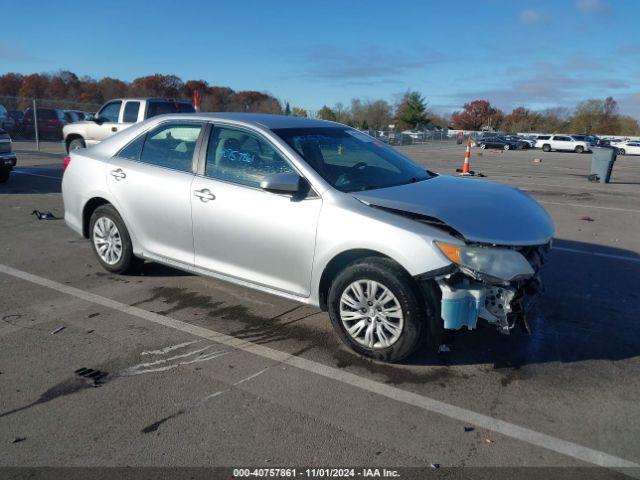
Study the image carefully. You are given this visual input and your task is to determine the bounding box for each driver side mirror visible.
[260,172,305,195]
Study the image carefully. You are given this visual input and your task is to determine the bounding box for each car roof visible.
[149,112,339,130]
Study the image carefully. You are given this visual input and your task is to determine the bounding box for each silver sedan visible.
[62,113,554,362]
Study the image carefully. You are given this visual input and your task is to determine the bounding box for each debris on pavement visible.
[533,158,542,164]
[75,368,109,385]
[12,437,26,444]
[484,437,494,444]
[430,463,440,470]
[31,210,59,220]
[464,427,475,432]
[50,326,65,335]
[580,215,595,222]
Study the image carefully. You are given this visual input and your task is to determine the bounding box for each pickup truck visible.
[0,128,17,183]
[63,97,195,152]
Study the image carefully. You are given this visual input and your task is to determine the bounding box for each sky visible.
[1,0,640,118]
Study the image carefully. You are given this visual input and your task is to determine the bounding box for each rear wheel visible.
[68,137,86,152]
[542,144,551,152]
[504,144,510,151]
[574,145,584,153]
[327,257,439,363]
[89,204,142,274]
[480,143,486,149]
[618,148,626,155]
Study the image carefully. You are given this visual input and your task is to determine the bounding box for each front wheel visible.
[542,144,551,152]
[504,144,510,151]
[480,143,486,149]
[68,137,86,152]
[618,148,626,155]
[575,145,584,153]
[89,204,142,274]
[327,257,439,363]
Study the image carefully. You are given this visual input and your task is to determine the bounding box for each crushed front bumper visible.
[435,244,548,334]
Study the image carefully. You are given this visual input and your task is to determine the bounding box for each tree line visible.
[1,71,638,135]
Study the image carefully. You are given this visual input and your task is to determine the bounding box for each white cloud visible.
[519,9,544,24]
[576,0,610,13]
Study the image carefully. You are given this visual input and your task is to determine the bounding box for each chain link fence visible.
[361,128,453,146]
[0,96,101,148]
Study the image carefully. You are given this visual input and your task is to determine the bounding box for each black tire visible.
[618,149,625,155]
[327,257,440,363]
[574,145,584,153]
[68,137,86,152]
[89,204,142,274]
[0,169,9,183]
[542,144,551,152]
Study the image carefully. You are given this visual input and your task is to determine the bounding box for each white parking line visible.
[0,262,638,471]
[553,246,640,264]
[11,170,62,181]
[539,201,640,213]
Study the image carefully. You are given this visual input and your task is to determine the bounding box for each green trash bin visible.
[589,146,617,184]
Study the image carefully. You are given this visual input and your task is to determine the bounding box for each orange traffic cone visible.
[460,135,472,176]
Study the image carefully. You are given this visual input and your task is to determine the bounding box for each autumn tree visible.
[130,74,183,97]
[317,105,336,121]
[501,107,540,132]
[0,73,23,97]
[451,100,501,130]
[291,107,308,117]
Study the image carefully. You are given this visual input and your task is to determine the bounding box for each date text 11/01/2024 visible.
[233,468,401,477]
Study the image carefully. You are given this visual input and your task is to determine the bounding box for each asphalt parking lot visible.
[1,140,639,477]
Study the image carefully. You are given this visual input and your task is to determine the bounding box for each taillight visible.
[63,156,71,172]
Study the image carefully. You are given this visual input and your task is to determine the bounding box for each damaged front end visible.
[432,243,549,335]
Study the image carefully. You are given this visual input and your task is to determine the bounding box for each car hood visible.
[352,175,554,246]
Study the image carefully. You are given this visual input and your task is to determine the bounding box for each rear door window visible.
[139,122,203,173]
[123,102,140,123]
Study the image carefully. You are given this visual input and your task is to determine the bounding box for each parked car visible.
[63,97,195,152]
[534,135,552,149]
[539,135,591,153]
[64,110,88,123]
[572,134,599,146]
[62,113,553,362]
[615,141,640,156]
[22,108,68,140]
[0,128,17,183]
[502,135,532,149]
[478,136,522,150]
[0,105,17,134]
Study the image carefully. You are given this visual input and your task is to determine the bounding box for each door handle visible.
[194,188,215,202]
[110,168,126,180]
[111,127,118,132]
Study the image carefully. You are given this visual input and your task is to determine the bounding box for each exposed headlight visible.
[435,241,534,282]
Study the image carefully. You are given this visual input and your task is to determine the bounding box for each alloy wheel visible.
[93,217,123,265]
[339,280,404,349]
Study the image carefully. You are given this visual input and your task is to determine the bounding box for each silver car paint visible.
[353,176,554,246]
[62,113,553,309]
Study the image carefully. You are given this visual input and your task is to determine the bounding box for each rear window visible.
[537,135,550,140]
[146,101,195,119]
[35,109,58,120]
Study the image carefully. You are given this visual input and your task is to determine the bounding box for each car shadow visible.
[0,166,62,194]
[406,237,640,367]
[118,237,640,369]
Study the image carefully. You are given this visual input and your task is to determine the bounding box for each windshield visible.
[273,127,431,192]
